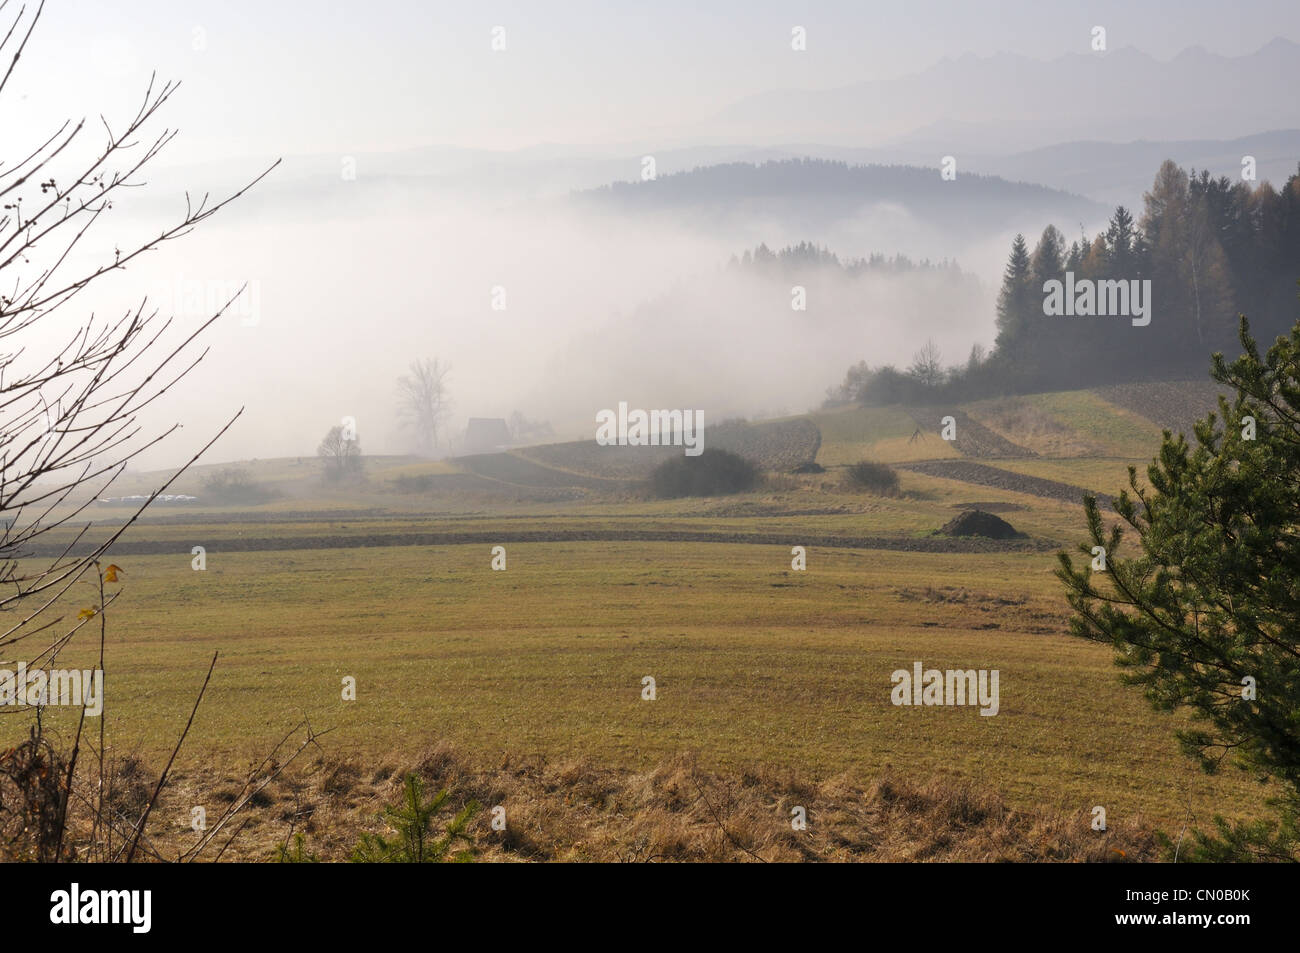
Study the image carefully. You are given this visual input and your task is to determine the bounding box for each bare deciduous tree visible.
[396,357,451,454]
[317,424,363,482]
[0,0,280,861]
[507,410,553,444]
[907,338,945,388]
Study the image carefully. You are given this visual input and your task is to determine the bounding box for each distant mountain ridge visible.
[710,39,1300,151]
[962,129,1300,205]
[141,126,1300,216]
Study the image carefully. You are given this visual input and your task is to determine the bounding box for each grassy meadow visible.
[4,382,1270,859]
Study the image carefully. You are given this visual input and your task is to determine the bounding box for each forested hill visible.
[837,160,1300,406]
[728,240,965,276]
[989,160,1300,386]
[575,158,1102,233]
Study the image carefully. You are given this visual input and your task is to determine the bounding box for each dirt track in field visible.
[22,525,1057,559]
[899,460,1113,510]
[908,408,1036,458]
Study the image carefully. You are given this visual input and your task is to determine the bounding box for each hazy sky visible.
[5,1,1298,471]
[9,0,1300,162]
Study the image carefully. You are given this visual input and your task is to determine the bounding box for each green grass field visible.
[6,381,1266,855]
[22,536,1259,832]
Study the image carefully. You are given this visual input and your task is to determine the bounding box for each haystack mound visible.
[939,509,1021,539]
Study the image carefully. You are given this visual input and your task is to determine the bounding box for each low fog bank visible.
[524,262,991,434]
[40,173,1093,472]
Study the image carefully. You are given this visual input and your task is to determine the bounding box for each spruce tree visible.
[994,233,1034,359]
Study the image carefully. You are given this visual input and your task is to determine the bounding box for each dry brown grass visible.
[104,744,1159,863]
[969,399,1100,457]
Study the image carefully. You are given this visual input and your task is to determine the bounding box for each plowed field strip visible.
[899,460,1113,509]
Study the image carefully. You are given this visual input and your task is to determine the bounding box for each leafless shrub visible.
[0,0,302,863]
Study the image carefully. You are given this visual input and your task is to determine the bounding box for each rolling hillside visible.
[91,380,1227,517]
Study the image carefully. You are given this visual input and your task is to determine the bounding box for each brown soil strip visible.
[909,408,1037,458]
[899,460,1113,510]
[22,526,1056,559]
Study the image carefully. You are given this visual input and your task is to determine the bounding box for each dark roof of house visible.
[465,417,511,448]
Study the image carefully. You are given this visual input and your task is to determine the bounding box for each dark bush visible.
[844,460,900,495]
[201,467,277,504]
[650,449,759,498]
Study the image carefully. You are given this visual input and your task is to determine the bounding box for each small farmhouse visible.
[464,417,512,453]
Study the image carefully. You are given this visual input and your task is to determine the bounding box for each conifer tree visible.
[1058,309,1300,861]
[994,233,1035,358]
